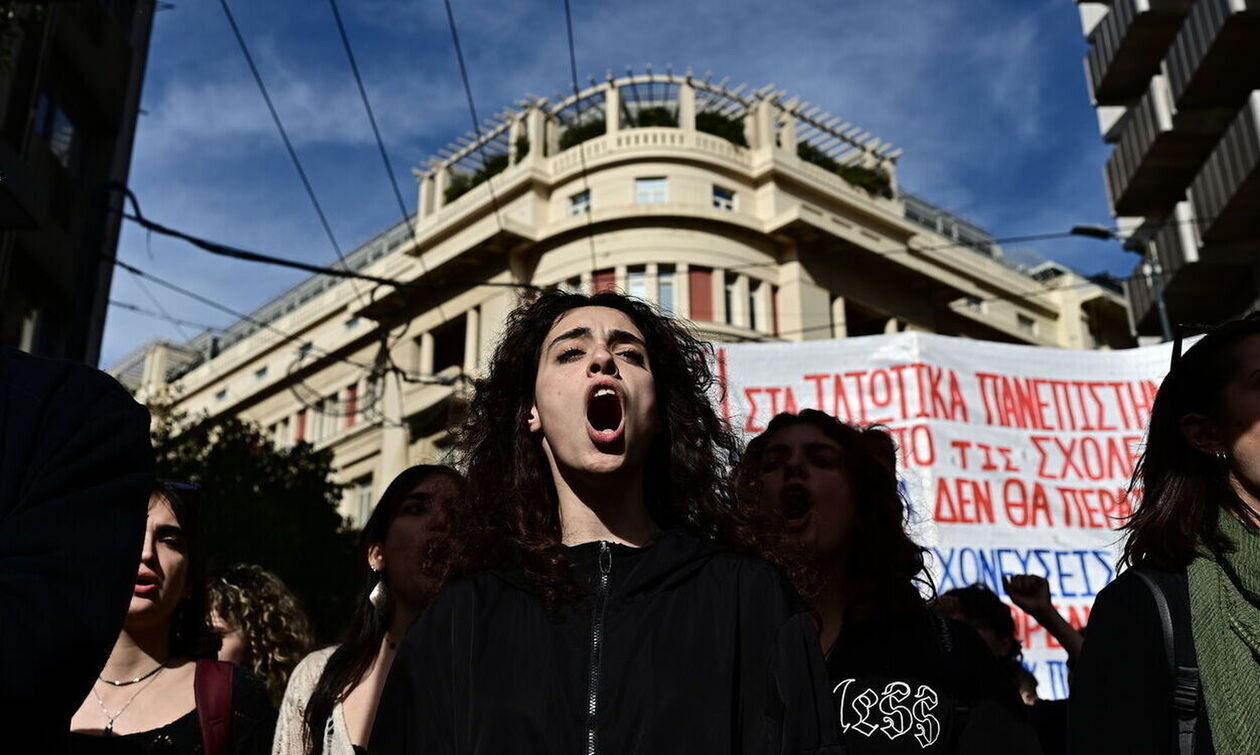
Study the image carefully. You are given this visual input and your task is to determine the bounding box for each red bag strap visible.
[194,659,234,755]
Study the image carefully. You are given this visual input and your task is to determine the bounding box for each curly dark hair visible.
[940,582,1022,662]
[450,290,788,605]
[1122,313,1260,568]
[735,410,931,617]
[207,564,314,706]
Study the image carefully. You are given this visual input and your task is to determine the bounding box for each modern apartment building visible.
[0,0,155,363]
[1075,0,1260,335]
[111,71,1132,523]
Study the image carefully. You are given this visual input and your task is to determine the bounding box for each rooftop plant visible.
[559,118,606,150]
[796,142,892,198]
[696,111,748,147]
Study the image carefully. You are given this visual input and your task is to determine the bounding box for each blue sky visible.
[101,0,1125,368]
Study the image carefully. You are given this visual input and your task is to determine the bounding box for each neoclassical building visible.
[111,71,1133,524]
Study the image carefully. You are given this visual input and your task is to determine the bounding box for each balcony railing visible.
[1165,0,1260,109]
[1086,0,1193,105]
[1105,77,1217,215]
[1190,92,1260,242]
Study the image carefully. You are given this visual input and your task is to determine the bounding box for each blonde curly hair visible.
[207,564,315,705]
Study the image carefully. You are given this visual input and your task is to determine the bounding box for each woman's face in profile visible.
[128,495,191,627]
[1215,334,1260,500]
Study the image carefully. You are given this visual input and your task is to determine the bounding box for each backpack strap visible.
[1132,569,1201,755]
[194,659,235,755]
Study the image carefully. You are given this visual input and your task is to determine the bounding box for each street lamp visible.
[1070,225,1174,342]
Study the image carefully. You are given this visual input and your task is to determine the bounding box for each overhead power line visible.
[109,300,226,333]
[217,0,365,307]
[441,0,506,234]
[561,0,600,271]
[125,267,196,341]
[110,185,537,293]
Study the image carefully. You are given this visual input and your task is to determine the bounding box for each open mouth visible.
[586,383,625,447]
[780,487,812,523]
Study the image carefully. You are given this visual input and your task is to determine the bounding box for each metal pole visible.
[1146,240,1174,342]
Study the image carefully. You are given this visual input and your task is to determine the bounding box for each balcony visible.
[1105,77,1219,215]
[1165,0,1260,109]
[1086,0,1194,106]
[1189,92,1260,243]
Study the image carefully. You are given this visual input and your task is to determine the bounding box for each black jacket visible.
[371,527,843,754]
[826,610,1040,754]
[0,348,153,749]
[1068,567,1213,754]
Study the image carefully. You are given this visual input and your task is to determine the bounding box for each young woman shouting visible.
[370,291,840,754]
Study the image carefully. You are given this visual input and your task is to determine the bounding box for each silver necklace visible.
[91,665,165,735]
[98,662,165,687]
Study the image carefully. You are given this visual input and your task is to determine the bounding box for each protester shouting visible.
[370,291,840,754]
[69,481,275,754]
[209,564,315,707]
[737,411,1038,754]
[1070,314,1260,755]
[272,465,462,755]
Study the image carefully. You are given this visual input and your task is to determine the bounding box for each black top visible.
[826,609,1039,754]
[370,527,843,754]
[0,348,153,749]
[1068,567,1214,755]
[67,666,277,755]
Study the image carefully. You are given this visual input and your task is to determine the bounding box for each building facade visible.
[111,72,1132,524]
[1074,0,1260,335]
[0,1,155,364]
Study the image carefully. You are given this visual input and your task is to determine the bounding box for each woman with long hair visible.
[1069,315,1260,754]
[69,481,275,753]
[209,564,315,707]
[371,291,839,754]
[736,411,1034,753]
[271,464,461,755]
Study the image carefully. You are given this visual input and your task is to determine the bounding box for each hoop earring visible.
[368,568,389,614]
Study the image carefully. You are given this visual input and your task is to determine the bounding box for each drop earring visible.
[369,567,389,613]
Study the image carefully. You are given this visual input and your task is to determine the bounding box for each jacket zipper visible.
[585,540,612,755]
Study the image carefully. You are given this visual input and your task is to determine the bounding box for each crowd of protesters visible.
[4,292,1259,754]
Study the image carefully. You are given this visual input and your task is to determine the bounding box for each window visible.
[592,268,616,294]
[298,343,313,359]
[274,418,289,447]
[635,177,668,204]
[214,388,227,401]
[354,476,374,528]
[345,384,358,428]
[558,276,582,293]
[432,314,467,374]
[627,266,647,301]
[689,267,714,321]
[964,296,983,311]
[312,400,326,442]
[254,366,268,380]
[658,265,676,315]
[748,281,762,332]
[724,273,738,326]
[345,317,360,330]
[35,94,78,170]
[569,189,591,215]
[295,410,307,443]
[712,186,736,211]
[1017,314,1037,334]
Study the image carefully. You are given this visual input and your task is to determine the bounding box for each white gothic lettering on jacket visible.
[832,679,941,748]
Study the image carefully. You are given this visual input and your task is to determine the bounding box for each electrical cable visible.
[441,0,506,235]
[217,0,366,308]
[109,300,226,333]
[560,0,600,271]
[125,268,196,341]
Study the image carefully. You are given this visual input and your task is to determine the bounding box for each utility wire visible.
[111,257,373,371]
[109,300,225,333]
[110,185,537,292]
[125,267,196,341]
[441,0,506,234]
[217,0,365,307]
[561,0,600,271]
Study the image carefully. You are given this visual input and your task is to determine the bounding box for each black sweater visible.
[370,527,843,754]
[0,348,153,749]
[1067,568,1213,754]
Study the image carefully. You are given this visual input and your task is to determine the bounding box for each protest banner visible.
[715,332,1177,699]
